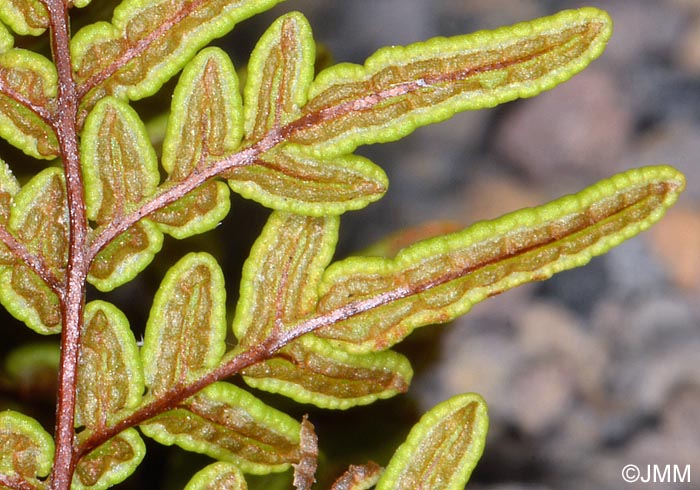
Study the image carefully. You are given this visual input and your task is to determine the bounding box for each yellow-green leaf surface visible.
[243,12,314,141]
[71,0,288,110]
[226,144,387,216]
[184,462,247,490]
[0,49,59,158]
[141,253,226,397]
[232,212,337,347]
[76,301,144,431]
[88,219,163,292]
[152,182,231,239]
[155,47,237,238]
[0,411,54,485]
[0,264,61,334]
[0,23,13,54]
[162,47,242,176]
[73,429,146,490]
[81,97,159,222]
[0,168,66,334]
[0,0,48,36]
[81,97,164,291]
[140,382,301,474]
[375,393,487,490]
[316,166,685,353]
[290,8,612,157]
[8,168,67,274]
[243,336,413,410]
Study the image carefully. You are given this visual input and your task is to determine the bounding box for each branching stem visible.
[77,285,409,456]
[0,4,636,489]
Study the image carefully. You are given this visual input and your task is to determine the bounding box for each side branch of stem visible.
[0,226,64,295]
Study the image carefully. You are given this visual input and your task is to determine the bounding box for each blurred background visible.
[1,1,698,489]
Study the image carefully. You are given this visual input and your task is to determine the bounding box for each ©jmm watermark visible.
[621,464,691,484]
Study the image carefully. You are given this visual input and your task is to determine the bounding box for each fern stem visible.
[44,1,90,489]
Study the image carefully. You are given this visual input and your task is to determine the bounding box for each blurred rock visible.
[611,384,700,489]
[591,1,687,65]
[495,70,633,183]
[676,15,700,74]
[437,0,544,33]
[459,170,545,223]
[626,121,700,202]
[662,382,700,458]
[417,323,520,414]
[609,295,696,352]
[516,304,607,396]
[318,0,436,61]
[604,239,670,299]
[505,359,574,435]
[649,207,700,291]
[536,257,610,316]
[612,338,700,415]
